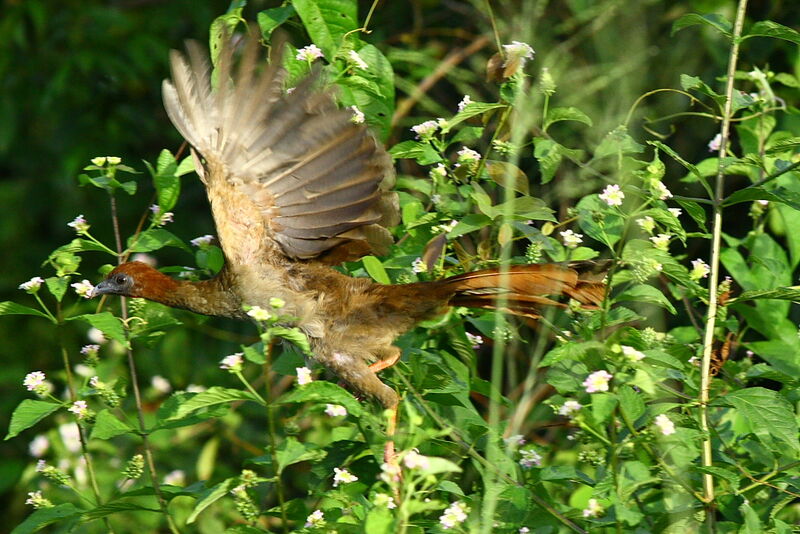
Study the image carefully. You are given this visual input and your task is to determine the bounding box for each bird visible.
[91,33,608,464]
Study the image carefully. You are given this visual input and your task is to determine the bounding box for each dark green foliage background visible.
[1,0,799,530]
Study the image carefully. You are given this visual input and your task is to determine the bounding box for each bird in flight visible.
[92,33,607,464]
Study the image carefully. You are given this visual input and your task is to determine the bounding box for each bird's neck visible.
[145,270,245,319]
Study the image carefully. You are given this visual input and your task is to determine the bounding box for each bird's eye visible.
[114,274,129,285]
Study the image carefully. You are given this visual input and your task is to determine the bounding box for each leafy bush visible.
[3,1,800,533]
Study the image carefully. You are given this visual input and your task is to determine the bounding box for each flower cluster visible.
[19,276,44,293]
[23,371,53,397]
[296,44,324,62]
[332,467,358,487]
[296,366,313,385]
[219,353,244,373]
[583,370,613,393]
[439,501,470,530]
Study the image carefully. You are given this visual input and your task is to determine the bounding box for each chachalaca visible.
[92,34,608,464]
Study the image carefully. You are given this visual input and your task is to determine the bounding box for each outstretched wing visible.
[161,34,398,265]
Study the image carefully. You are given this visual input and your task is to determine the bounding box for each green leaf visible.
[650,140,705,181]
[591,392,618,424]
[671,13,732,37]
[540,466,594,485]
[277,381,363,417]
[90,409,135,440]
[275,436,326,474]
[362,256,390,284]
[5,400,62,440]
[293,0,357,59]
[744,20,800,45]
[268,326,312,355]
[485,160,529,194]
[615,284,677,314]
[67,312,126,345]
[594,126,644,159]
[0,301,51,320]
[257,5,295,37]
[713,387,800,454]
[45,277,69,303]
[449,214,492,238]
[533,138,563,184]
[388,140,440,165]
[152,150,181,212]
[82,501,160,520]
[724,186,800,211]
[127,229,189,253]
[674,198,707,228]
[175,156,195,177]
[209,9,243,65]
[731,286,800,303]
[544,106,593,130]
[165,387,261,421]
[618,386,645,423]
[187,478,237,524]
[196,245,224,273]
[10,503,81,534]
[443,102,506,132]
[364,505,395,533]
[152,392,231,431]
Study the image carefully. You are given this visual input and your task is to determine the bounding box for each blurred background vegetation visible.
[1,0,797,526]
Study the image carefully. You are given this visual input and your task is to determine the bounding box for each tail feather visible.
[444,262,608,318]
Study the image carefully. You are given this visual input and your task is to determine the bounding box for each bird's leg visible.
[320,350,401,467]
[368,346,402,374]
[369,347,402,467]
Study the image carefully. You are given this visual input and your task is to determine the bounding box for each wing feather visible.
[162,33,397,263]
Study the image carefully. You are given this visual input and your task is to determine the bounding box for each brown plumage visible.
[92,35,608,463]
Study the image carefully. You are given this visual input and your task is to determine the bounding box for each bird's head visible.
[91,261,179,301]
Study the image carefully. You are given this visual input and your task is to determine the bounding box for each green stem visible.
[234,371,267,405]
[261,341,288,533]
[698,0,749,525]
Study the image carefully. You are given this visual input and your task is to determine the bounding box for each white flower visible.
[621,345,646,362]
[688,356,700,367]
[190,234,214,247]
[87,328,106,344]
[457,146,481,163]
[296,44,324,62]
[652,180,672,200]
[58,423,81,453]
[654,414,676,436]
[325,404,347,417]
[91,157,107,166]
[439,501,469,529]
[457,94,472,112]
[296,366,313,385]
[411,119,440,139]
[431,194,442,204]
[333,467,358,487]
[583,370,613,393]
[379,461,401,484]
[68,400,90,419]
[520,529,531,534]
[430,163,447,180]
[374,492,397,509]
[186,384,206,393]
[151,375,171,394]
[67,215,90,234]
[599,184,624,207]
[708,133,722,152]
[305,509,325,528]
[504,434,526,446]
[19,276,44,292]
[71,280,95,299]
[668,208,682,218]
[582,498,603,518]
[519,449,542,468]
[690,258,711,281]
[246,306,272,321]
[149,205,174,226]
[502,41,535,62]
[25,491,52,509]
[636,216,655,234]
[29,435,49,458]
[433,219,458,233]
[106,156,121,165]
[403,449,430,470]
[649,233,671,251]
[558,400,582,417]
[560,229,583,249]
[81,344,100,358]
[23,371,47,392]
[350,105,365,124]
[348,50,368,69]
[89,376,102,388]
[219,353,244,372]
[466,332,484,348]
[163,469,186,486]
[412,257,426,273]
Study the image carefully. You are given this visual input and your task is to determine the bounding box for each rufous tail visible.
[442,261,608,319]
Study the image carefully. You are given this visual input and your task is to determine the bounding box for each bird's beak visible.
[90,280,113,298]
